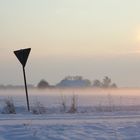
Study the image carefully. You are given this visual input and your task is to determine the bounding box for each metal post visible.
[22,66,30,111]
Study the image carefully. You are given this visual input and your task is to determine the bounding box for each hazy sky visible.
[1,0,140,87]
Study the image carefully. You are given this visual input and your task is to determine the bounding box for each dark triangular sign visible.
[14,48,31,67]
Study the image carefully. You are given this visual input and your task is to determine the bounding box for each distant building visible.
[56,76,91,88]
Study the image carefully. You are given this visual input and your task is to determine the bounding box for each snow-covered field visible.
[0,88,140,140]
[1,113,140,140]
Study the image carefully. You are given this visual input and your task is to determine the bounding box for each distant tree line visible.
[37,76,117,89]
[93,76,117,88]
[0,76,117,89]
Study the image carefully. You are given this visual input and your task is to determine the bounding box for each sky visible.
[1,0,140,87]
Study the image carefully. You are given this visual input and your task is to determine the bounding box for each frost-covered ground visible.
[1,112,140,140]
[0,89,140,140]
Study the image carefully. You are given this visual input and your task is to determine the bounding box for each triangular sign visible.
[14,48,31,67]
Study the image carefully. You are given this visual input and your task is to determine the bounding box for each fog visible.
[0,88,140,107]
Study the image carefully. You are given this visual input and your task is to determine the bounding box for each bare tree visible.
[110,83,117,88]
[93,79,102,88]
[102,76,111,88]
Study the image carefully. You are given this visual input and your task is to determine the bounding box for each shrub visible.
[60,95,67,112]
[68,95,78,113]
[32,101,46,114]
[2,97,16,114]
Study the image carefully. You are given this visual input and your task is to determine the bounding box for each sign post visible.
[14,48,31,111]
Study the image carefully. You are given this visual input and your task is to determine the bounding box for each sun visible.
[135,27,140,42]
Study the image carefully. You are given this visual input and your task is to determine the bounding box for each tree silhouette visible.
[93,79,102,88]
[37,79,50,89]
[102,76,111,88]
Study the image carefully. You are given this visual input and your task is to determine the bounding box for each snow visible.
[0,89,140,139]
[1,113,140,140]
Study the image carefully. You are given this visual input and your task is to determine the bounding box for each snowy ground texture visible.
[1,89,140,140]
[1,112,140,140]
